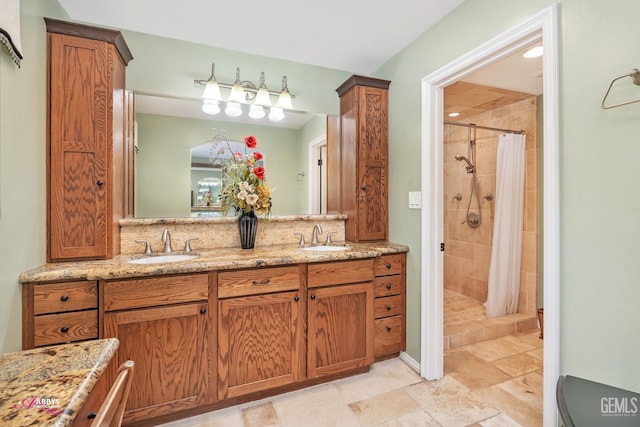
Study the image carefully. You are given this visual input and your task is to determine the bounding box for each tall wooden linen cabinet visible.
[45,18,134,262]
[329,75,391,242]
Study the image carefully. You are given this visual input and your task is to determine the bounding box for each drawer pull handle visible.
[386,326,392,332]
[251,279,271,286]
[200,308,206,315]
[310,294,316,300]
[386,263,392,269]
[60,326,69,333]
[386,283,392,290]
[294,296,300,302]
[60,295,69,302]
[386,305,392,311]
[87,412,97,420]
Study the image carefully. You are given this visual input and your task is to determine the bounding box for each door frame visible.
[420,4,560,426]
[307,134,327,214]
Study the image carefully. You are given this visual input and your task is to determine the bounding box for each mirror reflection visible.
[133,93,328,218]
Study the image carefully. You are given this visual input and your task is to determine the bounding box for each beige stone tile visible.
[479,413,523,426]
[444,350,513,389]
[335,358,423,404]
[274,383,360,427]
[349,389,422,426]
[527,347,543,361]
[242,402,279,427]
[404,376,499,427]
[491,352,542,377]
[512,331,543,349]
[372,410,442,426]
[160,405,243,426]
[482,323,516,341]
[473,383,542,427]
[461,334,539,362]
[498,371,543,409]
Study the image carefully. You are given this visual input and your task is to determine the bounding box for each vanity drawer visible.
[104,274,209,311]
[33,281,97,315]
[373,275,402,297]
[218,266,300,298]
[33,309,98,347]
[374,295,403,318]
[308,259,374,288]
[375,254,405,277]
[374,316,403,355]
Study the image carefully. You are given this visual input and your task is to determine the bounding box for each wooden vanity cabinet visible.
[45,19,133,262]
[373,253,407,359]
[331,75,390,242]
[217,266,304,400]
[22,280,98,349]
[102,273,214,424]
[307,259,375,379]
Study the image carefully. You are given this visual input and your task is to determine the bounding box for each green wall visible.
[373,0,640,392]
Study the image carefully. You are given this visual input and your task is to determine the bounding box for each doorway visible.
[308,135,327,214]
[420,4,560,426]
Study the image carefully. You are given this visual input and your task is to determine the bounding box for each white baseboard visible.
[399,351,421,374]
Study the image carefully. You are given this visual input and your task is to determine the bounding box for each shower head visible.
[455,154,475,173]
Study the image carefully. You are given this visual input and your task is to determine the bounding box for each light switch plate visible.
[409,191,421,209]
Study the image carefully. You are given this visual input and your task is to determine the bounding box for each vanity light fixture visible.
[195,62,295,121]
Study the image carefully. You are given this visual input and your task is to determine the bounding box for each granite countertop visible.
[19,241,409,283]
[0,338,119,426]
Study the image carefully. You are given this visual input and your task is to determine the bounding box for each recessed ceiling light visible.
[448,112,460,117]
[523,46,543,59]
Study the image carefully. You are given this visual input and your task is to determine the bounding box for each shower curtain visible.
[485,133,526,318]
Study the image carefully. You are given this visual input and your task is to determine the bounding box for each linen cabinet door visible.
[307,282,374,379]
[103,302,212,424]
[218,291,302,399]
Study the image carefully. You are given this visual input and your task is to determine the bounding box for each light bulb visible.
[254,87,272,107]
[269,107,284,121]
[202,99,220,115]
[202,80,221,100]
[249,105,265,119]
[276,90,292,110]
[225,102,243,117]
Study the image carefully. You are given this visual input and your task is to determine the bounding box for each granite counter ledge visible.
[19,242,409,283]
[0,338,118,427]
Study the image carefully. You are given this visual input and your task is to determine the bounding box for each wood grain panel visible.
[373,275,402,297]
[326,114,341,214]
[374,316,402,356]
[339,86,359,241]
[307,259,374,288]
[104,274,208,311]
[218,266,300,298]
[307,282,374,379]
[33,309,98,347]
[374,295,402,318]
[375,253,405,276]
[218,291,301,399]
[33,281,97,315]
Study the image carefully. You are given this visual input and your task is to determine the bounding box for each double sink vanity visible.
[20,216,408,426]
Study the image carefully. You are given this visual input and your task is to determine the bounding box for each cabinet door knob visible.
[60,326,69,333]
[96,180,104,187]
[386,326,392,332]
[386,283,392,290]
[386,263,392,269]
[294,296,299,302]
[87,412,97,420]
[361,186,367,191]
[386,305,391,311]
[310,294,316,300]
[60,295,69,302]
[200,308,206,315]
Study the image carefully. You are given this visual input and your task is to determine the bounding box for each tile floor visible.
[160,330,543,427]
[444,289,538,350]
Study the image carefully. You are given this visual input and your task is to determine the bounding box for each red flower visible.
[245,135,257,148]
[253,151,263,161]
[253,166,265,180]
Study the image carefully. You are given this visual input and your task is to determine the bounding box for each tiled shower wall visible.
[444,97,538,315]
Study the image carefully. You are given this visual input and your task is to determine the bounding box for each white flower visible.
[246,194,258,205]
[237,189,248,200]
[239,181,253,192]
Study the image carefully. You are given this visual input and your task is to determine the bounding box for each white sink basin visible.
[128,254,198,264]
[300,245,349,252]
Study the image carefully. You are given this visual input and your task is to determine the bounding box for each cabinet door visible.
[357,85,388,241]
[104,303,212,424]
[218,291,302,399]
[49,34,111,260]
[307,282,374,379]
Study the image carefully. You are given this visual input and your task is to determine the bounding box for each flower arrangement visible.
[217,135,271,215]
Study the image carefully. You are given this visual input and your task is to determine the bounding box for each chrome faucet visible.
[161,229,173,253]
[311,224,323,246]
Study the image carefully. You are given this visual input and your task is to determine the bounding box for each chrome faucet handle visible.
[324,232,337,245]
[161,229,172,253]
[184,237,199,253]
[135,239,153,255]
[293,233,306,247]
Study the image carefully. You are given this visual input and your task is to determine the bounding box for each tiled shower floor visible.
[444,289,539,350]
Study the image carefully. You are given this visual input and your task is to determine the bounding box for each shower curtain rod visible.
[444,121,526,135]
